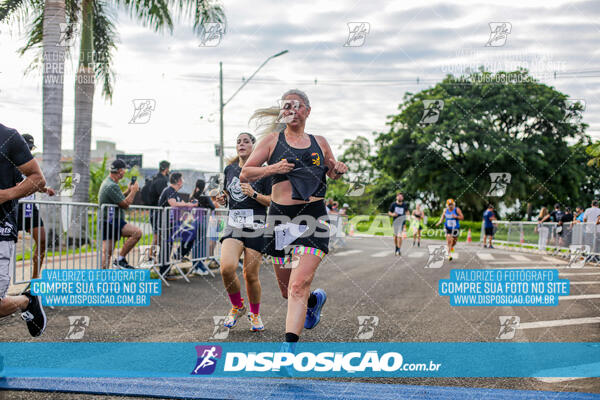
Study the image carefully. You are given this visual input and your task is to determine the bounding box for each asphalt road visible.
[1,235,599,398]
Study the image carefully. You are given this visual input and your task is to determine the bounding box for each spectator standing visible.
[574,206,585,223]
[583,200,600,255]
[157,172,196,278]
[537,207,550,250]
[144,161,170,261]
[557,207,574,247]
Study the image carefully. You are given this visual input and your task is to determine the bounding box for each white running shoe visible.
[247,313,264,331]
[223,302,246,328]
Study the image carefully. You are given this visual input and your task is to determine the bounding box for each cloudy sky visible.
[1,0,599,173]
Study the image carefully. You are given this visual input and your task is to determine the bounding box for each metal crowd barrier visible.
[480,220,600,265]
[13,199,350,286]
[12,199,228,286]
[14,199,103,284]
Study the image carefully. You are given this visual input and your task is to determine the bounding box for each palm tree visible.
[71,0,226,203]
[0,0,73,191]
[2,0,226,203]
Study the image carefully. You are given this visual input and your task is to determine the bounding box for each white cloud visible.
[1,0,599,172]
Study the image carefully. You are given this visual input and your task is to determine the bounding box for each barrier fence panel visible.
[13,199,99,284]
[13,199,351,286]
[479,220,600,265]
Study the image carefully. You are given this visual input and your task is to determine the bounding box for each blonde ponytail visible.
[248,106,285,138]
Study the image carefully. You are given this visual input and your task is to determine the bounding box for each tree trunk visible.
[42,0,65,190]
[42,0,66,246]
[72,0,95,204]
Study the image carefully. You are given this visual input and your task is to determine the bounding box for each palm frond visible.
[93,0,118,100]
[117,0,173,33]
[190,0,225,34]
[0,0,40,25]
[18,6,42,54]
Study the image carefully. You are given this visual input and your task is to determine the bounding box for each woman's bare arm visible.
[315,135,347,179]
[240,132,293,182]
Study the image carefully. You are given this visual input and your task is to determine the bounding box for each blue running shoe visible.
[304,289,327,329]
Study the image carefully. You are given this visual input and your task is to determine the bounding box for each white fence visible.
[480,221,600,265]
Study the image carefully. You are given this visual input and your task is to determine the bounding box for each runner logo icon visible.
[192,345,222,375]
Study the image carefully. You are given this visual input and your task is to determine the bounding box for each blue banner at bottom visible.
[0,342,599,378]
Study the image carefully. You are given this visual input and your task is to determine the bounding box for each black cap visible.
[110,159,127,172]
[22,134,35,150]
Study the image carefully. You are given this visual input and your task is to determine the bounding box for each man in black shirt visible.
[0,123,47,337]
[147,160,170,261]
[157,172,196,278]
[388,192,409,256]
[550,203,564,223]
[558,207,574,247]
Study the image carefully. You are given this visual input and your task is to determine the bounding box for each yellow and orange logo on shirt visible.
[311,153,320,166]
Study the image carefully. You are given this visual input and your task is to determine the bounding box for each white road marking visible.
[509,254,531,261]
[408,252,426,258]
[519,317,600,330]
[332,250,362,257]
[476,253,495,260]
[372,250,393,258]
[536,377,584,383]
[560,294,600,301]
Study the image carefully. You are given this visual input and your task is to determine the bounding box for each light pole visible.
[218,50,289,173]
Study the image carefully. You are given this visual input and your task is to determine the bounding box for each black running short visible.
[445,228,460,238]
[484,227,494,236]
[17,203,43,232]
[219,222,267,254]
[264,200,329,264]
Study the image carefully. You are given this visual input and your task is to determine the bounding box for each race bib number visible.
[228,209,254,229]
[394,207,404,215]
[274,223,308,251]
[23,194,35,218]
[446,219,456,228]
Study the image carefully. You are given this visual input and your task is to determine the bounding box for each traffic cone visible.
[349,223,355,236]
[467,228,472,243]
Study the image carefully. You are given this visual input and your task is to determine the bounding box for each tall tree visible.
[71,0,225,203]
[373,69,590,219]
[0,0,72,191]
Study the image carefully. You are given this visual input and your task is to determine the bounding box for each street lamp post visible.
[218,50,289,173]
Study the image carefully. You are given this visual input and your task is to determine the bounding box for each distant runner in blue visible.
[435,198,464,260]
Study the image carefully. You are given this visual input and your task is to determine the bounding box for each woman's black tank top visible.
[267,129,327,198]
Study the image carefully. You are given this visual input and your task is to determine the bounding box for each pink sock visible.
[250,303,260,315]
[228,292,243,308]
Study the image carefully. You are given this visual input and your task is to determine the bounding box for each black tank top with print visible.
[267,129,327,199]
